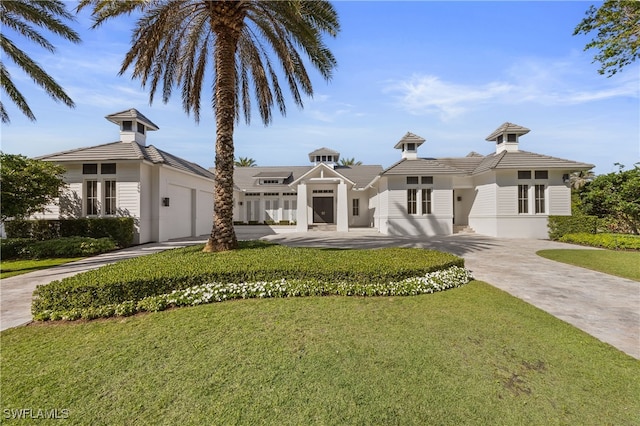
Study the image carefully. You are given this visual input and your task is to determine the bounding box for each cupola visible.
[105,108,159,146]
[485,122,530,154]
[394,132,425,160]
[309,147,340,168]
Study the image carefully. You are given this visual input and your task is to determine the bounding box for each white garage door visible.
[166,184,193,240]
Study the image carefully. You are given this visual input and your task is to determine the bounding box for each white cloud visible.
[385,57,639,120]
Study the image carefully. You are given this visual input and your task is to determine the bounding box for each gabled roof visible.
[472,150,594,174]
[333,165,383,188]
[37,141,214,179]
[105,108,159,130]
[393,132,425,149]
[290,162,356,187]
[485,122,530,141]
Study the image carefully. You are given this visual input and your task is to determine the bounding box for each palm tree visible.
[235,157,257,167]
[570,170,595,190]
[339,157,362,166]
[79,0,339,252]
[0,0,81,123]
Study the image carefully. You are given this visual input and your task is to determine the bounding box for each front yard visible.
[1,242,638,424]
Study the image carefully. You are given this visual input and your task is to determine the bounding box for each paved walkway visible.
[1,227,638,360]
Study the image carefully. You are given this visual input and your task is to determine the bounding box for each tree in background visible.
[235,157,257,167]
[570,170,595,190]
[579,163,640,234]
[0,153,67,222]
[574,0,640,77]
[79,0,339,252]
[339,157,362,166]
[0,0,80,123]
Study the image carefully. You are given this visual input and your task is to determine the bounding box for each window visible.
[518,170,531,180]
[421,176,433,184]
[263,192,279,196]
[535,185,545,213]
[137,122,145,134]
[122,121,132,131]
[507,133,517,142]
[535,170,548,180]
[407,189,417,214]
[101,163,116,174]
[104,180,116,215]
[497,135,504,144]
[246,192,260,196]
[518,184,528,214]
[261,179,281,184]
[406,176,419,185]
[421,189,432,214]
[83,163,98,174]
[406,143,416,151]
[312,189,333,194]
[352,198,360,216]
[86,180,99,215]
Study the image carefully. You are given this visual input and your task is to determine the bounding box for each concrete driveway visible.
[1,227,638,360]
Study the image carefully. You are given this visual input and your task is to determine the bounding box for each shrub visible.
[24,237,117,259]
[32,242,464,315]
[548,215,599,240]
[0,238,32,259]
[559,233,640,250]
[5,218,134,247]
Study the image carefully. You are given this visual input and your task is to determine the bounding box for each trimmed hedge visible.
[32,241,464,315]
[5,218,134,247]
[1,237,117,260]
[548,215,599,240]
[559,233,640,250]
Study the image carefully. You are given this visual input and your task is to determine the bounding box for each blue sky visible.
[2,1,638,174]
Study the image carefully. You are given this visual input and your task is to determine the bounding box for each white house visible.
[232,122,593,239]
[36,109,215,244]
[35,110,593,242]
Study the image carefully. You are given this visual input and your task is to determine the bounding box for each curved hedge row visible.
[559,233,640,250]
[34,266,473,322]
[32,241,464,316]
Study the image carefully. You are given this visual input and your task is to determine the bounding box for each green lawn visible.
[537,249,640,281]
[0,258,83,279]
[1,281,638,425]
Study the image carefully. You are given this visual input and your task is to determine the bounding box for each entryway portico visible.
[290,162,352,232]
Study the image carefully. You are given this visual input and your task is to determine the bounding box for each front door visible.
[312,197,334,223]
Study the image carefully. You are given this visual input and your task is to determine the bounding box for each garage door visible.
[166,184,193,240]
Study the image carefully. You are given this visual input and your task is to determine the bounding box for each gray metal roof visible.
[473,150,594,173]
[485,122,530,141]
[251,171,293,179]
[382,158,467,175]
[37,141,214,179]
[105,108,160,130]
[233,166,312,191]
[393,132,425,149]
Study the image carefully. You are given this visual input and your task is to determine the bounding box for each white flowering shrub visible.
[34,266,473,322]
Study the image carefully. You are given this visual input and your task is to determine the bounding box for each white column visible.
[336,180,348,232]
[296,183,308,232]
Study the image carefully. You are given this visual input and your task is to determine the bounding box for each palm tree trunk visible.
[204,8,244,252]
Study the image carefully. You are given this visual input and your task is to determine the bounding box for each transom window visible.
[518,170,531,179]
[101,163,116,174]
[406,176,419,185]
[535,170,548,179]
[83,163,98,174]
[312,189,334,194]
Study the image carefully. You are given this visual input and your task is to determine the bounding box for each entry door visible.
[313,197,334,223]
